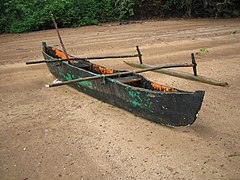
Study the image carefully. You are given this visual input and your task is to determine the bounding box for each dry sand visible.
[0,19,240,179]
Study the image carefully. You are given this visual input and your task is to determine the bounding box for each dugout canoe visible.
[42,43,205,126]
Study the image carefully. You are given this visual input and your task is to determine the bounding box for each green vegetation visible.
[0,0,239,33]
[199,48,209,53]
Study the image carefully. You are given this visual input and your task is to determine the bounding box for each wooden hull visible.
[43,48,204,127]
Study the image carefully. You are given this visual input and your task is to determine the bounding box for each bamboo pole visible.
[46,63,193,88]
[124,61,228,87]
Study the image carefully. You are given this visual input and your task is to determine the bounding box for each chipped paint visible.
[52,63,96,91]
[125,88,143,108]
[76,80,95,91]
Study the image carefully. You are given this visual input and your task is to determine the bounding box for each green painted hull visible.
[43,45,205,126]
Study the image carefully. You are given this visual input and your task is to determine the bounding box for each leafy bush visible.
[0,0,123,33]
[115,0,135,19]
[161,0,188,17]
[0,0,6,33]
[1,0,61,33]
[133,0,162,18]
[0,0,239,33]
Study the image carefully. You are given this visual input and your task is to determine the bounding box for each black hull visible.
[43,50,204,127]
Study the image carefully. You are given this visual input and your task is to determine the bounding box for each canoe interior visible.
[44,45,179,93]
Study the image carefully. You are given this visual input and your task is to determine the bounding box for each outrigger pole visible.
[46,63,194,88]
[26,53,141,65]
[124,60,228,87]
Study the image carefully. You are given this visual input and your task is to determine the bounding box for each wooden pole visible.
[46,63,193,88]
[51,14,69,62]
[26,54,140,65]
[124,61,228,87]
[191,53,197,76]
[136,46,143,64]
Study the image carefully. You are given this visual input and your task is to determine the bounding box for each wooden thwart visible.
[124,61,228,87]
[46,63,193,88]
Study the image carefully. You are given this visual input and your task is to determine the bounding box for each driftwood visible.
[124,61,228,87]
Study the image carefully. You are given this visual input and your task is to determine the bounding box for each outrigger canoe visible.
[42,42,205,126]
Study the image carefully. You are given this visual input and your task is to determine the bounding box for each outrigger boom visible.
[26,53,141,65]
[124,61,228,87]
[46,63,194,88]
